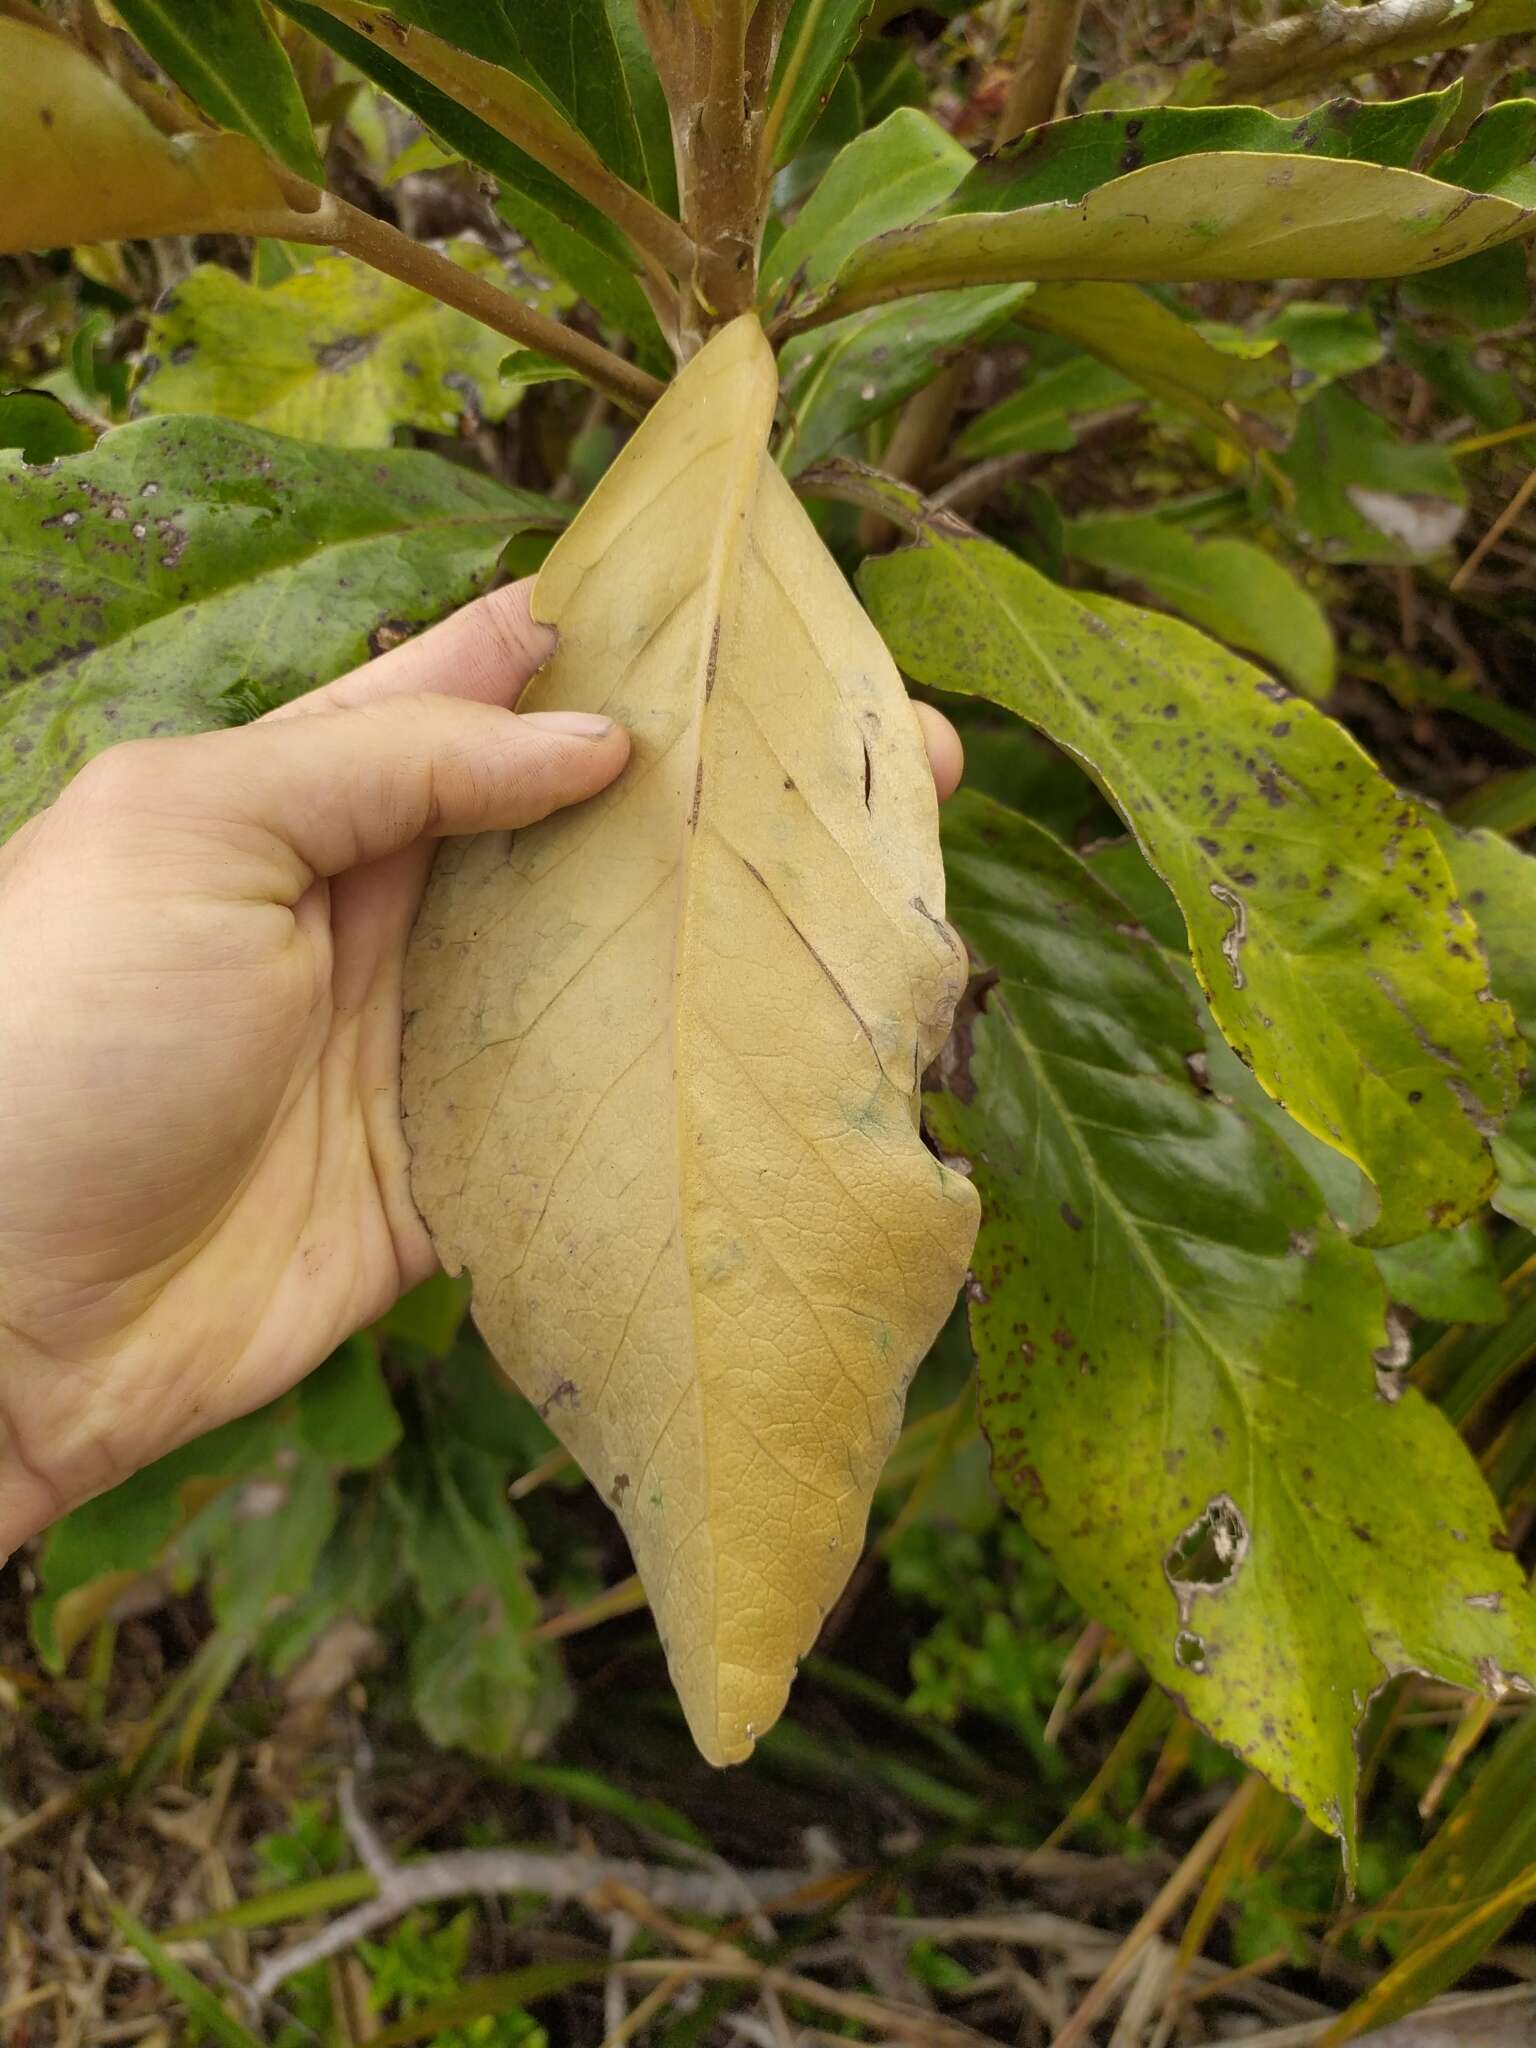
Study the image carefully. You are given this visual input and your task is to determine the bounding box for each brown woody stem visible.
[278,181,665,415]
[997,0,1085,144]
[663,0,771,350]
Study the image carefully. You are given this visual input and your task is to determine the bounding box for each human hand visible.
[0,579,964,1551]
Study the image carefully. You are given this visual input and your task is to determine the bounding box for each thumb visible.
[71,697,630,884]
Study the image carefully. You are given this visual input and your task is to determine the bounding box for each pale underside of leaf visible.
[0,19,314,256]
[403,317,978,1766]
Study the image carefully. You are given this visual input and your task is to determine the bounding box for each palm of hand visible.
[0,765,434,1524]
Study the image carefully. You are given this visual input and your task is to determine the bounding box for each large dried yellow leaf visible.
[0,18,304,256]
[403,316,979,1764]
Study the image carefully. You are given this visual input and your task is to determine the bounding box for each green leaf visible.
[759,107,971,314]
[1259,302,1385,383]
[927,791,1536,1852]
[0,389,96,463]
[955,354,1137,458]
[372,1272,471,1356]
[1431,819,1536,1233]
[766,0,874,167]
[113,0,322,181]
[272,1,668,365]
[776,285,1028,473]
[1064,512,1336,701]
[298,1338,403,1468]
[392,1437,568,1758]
[0,418,560,841]
[499,346,589,392]
[1018,282,1295,449]
[1432,821,1536,1041]
[1435,98,1536,206]
[181,1452,339,1634]
[1276,386,1466,564]
[108,1900,267,2048]
[795,92,1536,318]
[1404,242,1531,330]
[382,0,675,207]
[135,247,522,446]
[1374,1222,1508,1327]
[857,502,1522,1244]
[370,1964,609,2048]
[31,1406,286,1668]
[259,1483,405,1677]
[963,95,1466,213]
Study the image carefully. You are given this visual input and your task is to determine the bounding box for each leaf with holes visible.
[857,495,1521,1245]
[402,317,978,1765]
[927,792,1536,1854]
[0,418,561,842]
[136,248,524,447]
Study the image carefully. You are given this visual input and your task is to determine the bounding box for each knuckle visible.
[67,738,165,809]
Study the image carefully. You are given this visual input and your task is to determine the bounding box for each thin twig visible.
[275,182,664,415]
[250,1788,832,2000]
[996,0,1086,144]
[1450,466,1536,591]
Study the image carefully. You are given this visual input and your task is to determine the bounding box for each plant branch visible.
[248,1774,843,1999]
[660,0,770,348]
[996,0,1085,145]
[304,0,694,291]
[275,178,665,414]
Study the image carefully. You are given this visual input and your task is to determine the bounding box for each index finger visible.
[266,577,554,723]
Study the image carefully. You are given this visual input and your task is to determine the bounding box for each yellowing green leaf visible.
[1019,282,1295,449]
[802,153,1536,322]
[1065,511,1336,700]
[136,248,523,446]
[930,792,1536,1854]
[402,317,979,1766]
[855,491,1522,1245]
[0,18,310,256]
